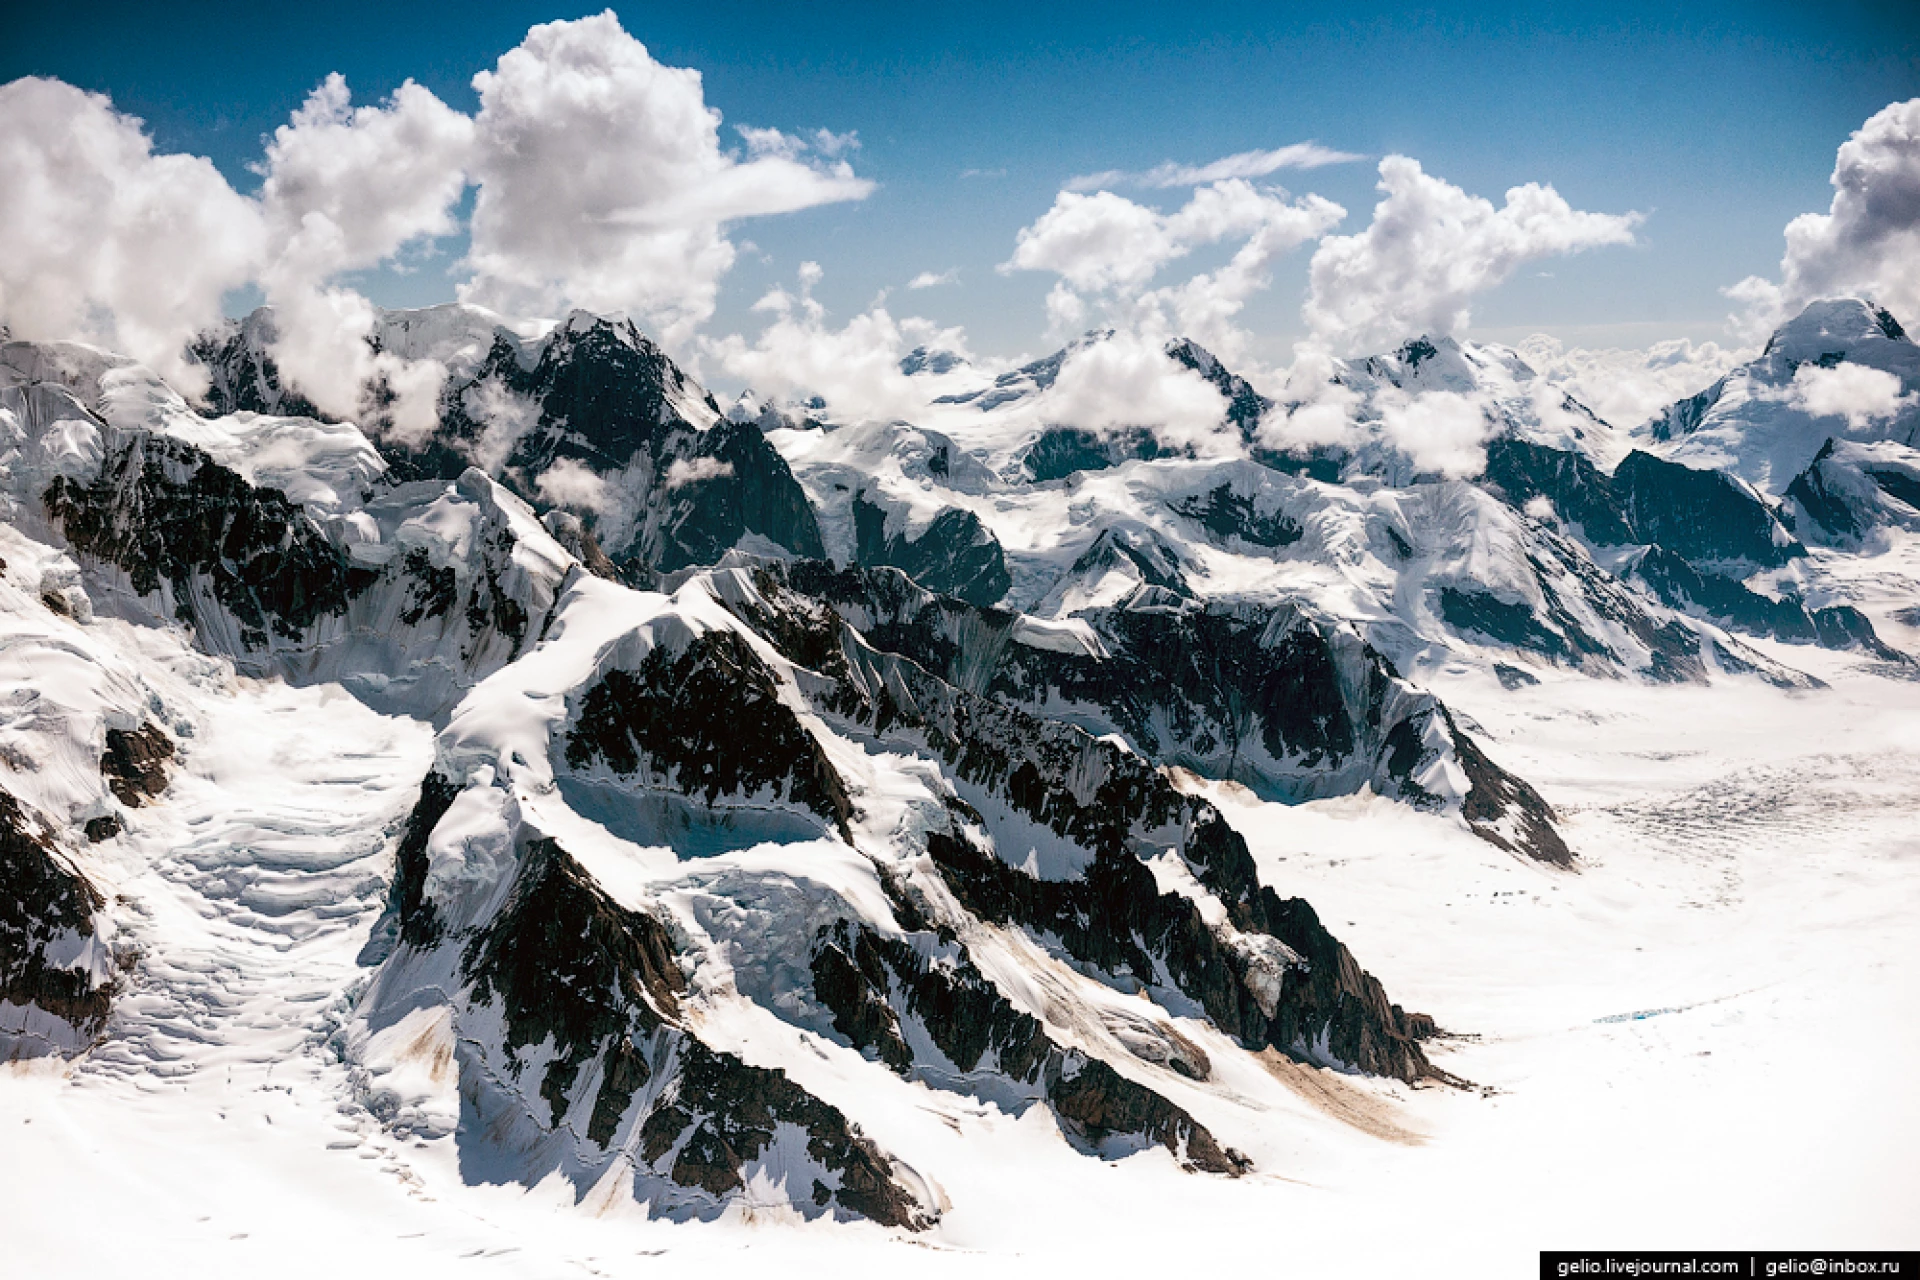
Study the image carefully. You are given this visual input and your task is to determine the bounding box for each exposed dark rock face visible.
[742,560,1568,862]
[701,566,1464,1080]
[1169,484,1303,549]
[1388,708,1573,867]
[1612,450,1802,570]
[1059,527,1193,600]
[1022,426,1168,482]
[1165,338,1271,446]
[852,493,1011,607]
[1631,546,1906,662]
[1646,379,1727,443]
[44,433,376,647]
[461,838,686,1132]
[923,828,1445,1085]
[392,317,824,572]
[808,920,1243,1173]
[1787,445,1874,541]
[410,831,933,1227]
[189,319,324,421]
[899,346,967,377]
[1787,439,1920,544]
[1494,665,1540,693]
[0,789,113,1056]
[1480,437,1636,545]
[565,629,855,840]
[541,510,620,581]
[381,770,462,951]
[639,1035,929,1226]
[1471,441,1902,663]
[101,722,174,807]
[1048,1057,1245,1170]
[1438,586,1615,673]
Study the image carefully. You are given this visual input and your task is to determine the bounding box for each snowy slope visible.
[3,299,1918,1274]
[1647,297,1920,494]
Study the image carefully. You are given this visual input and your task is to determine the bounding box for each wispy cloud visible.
[1065,142,1363,192]
[908,268,958,289]
[960,166,1007,180]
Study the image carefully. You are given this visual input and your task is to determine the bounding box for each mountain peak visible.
[1762,296,1913,361]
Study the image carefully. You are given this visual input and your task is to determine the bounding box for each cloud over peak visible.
[459,11,873,344]
[1003,178,1344,362]
[0,11,873,427]
[1727,98,1920,337]
[1303,155,1642,356]
[0,77,263,395]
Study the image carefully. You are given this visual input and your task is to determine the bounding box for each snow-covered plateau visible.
[2,297,1916,1276]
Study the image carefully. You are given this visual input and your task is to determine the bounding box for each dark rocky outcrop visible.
[852,493,1011,607]
[1612,450,1802,570]
[443,835,932,1227]
[809,919,1244,1173]
[1056,527,1193,600]
[101,722,174,807]
[1385,708,1572,867]
[1786,438,1920,544]
[736,560,1569,862]
[565,629,854,840]
[189,318,324,421]
[0,789,114,1056]
[1048,1057,1245,1170]
[400,317,824,572]
[1022,426,1168,482]
[700,566,1463,1080]
[1646,379,1727,443]
[1169,484,1303,549]
[1631,545,1906,662]
[375,770,463,954]
[923,828,1446,1084]
[1480,437,1635,545]
[45,434,376,647]
[1165,338,1271,446]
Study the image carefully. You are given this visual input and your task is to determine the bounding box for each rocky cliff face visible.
[739,559,1570,866]
[852,492,1011,607]
[0,789,116,1060]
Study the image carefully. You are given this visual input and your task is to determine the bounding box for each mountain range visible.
[4,292,1918,1237]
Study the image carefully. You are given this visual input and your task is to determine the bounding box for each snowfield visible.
[3,298,1918,1277]
[4,613,1915,1276]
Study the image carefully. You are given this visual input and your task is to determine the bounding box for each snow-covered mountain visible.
[0,320,1530,1225]
[1648,298,1920,494]
[5,296,1920,1262]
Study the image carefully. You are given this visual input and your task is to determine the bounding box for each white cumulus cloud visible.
[257,73,475,442]
[459,11,873,345]
[1258,350,1497,477]
[0,78,264,396]
[664,456,735,489]
[1005,179,1344,359]
[1727,98,1920,335]
[1376,388,1495,479]
[1033,331,1234,455]
[705,263,977,422]
[0,13,876,439]
[1516,334,1745,429]
[1784,362,1916,430]
[534,457,613,513]
[1303,156,1642,356]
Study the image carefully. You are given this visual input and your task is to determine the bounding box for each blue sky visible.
[6,1,1918,365]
